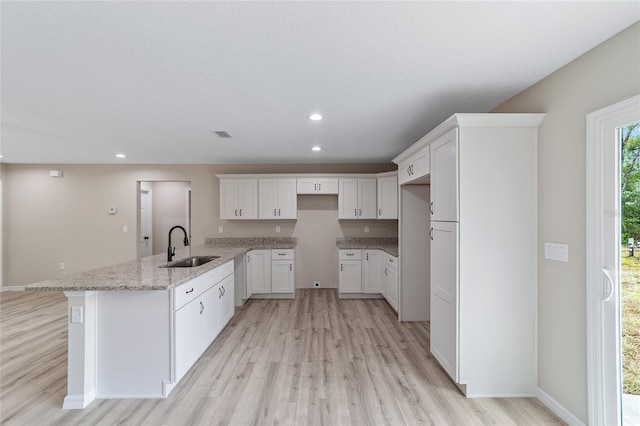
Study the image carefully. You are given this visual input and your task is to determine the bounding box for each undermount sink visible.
[160,255,220,268]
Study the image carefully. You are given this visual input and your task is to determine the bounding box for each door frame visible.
[586,94,640,425]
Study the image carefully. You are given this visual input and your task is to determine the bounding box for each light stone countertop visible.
[24,238,296,292]
[336,238,399,257]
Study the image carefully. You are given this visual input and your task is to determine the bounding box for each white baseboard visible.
[63,390,95,409]
[1,286,25,292]
[536,387,586,426]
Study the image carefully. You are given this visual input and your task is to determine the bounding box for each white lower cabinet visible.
[174,297,200,381]
[383,254,399,311]
[271,249,294,293]
[246,249,271,294]
[246,249,295,296]
[338,250,362,293]
[339,249,398,312]
[173,261,235,382]
[363,250,383,293]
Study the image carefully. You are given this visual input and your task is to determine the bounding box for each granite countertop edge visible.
[24,239,296,292]
[335,238,399,257]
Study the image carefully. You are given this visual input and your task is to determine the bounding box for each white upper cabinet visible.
[377,174,398,219]
[258,178,297,219]
[338,178,377,219]
[430,128,459,222]
[398,147,429,185]
[219,179,258,219]
[296,178,339,194]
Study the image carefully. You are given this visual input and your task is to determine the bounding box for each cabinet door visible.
[246,253,254,299]
[219,179,239,219]
[430,221,459,382]
[259,179,278,219]
[363,250,383,294]
[377,176,398,219]
[199,284,221,353]
[317,178,339,194]
[297,178,318,194]
[219,274,235,326]
[249,250,271,293]
[339,260,362,293]
[338,179,358,219]
[430,128,459,222]
[271,260,294,293]
[384,265,398,311]
[238,179,258,219]
[174,300,200,381]
[358,179,377,219]
[277,179,297,219]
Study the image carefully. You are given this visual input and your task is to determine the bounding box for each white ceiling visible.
[1,1,639,164]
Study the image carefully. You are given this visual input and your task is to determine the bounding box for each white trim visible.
[537,387,586,426]
[63,389,95,410]
[215,172,397,179]
[586,94,640,426]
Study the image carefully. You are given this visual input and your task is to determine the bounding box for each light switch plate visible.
[544,242,569,262]
[218,226,223,233]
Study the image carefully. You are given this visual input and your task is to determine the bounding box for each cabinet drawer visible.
[339,250,362,260]
[174,280,201,310]
[271,249,294,260]
[384,254,398,270]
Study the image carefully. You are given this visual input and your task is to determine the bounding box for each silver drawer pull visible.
[185,288,194,294]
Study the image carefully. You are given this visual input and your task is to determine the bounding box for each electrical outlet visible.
[314,281,320,288]
[276,225,281,233]
[59,262,65,270]
[218,226,224,233]
[364,226,370,233]
[122,225,128,233]
[71,306,83,324]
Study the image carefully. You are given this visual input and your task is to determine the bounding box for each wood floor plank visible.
[0,289,565,425]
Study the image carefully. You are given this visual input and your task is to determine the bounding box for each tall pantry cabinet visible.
[395,113,544,398]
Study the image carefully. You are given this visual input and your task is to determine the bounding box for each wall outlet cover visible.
[71,306,83,324]
[218,226,224,233]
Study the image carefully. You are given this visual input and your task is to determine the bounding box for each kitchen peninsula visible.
[24,238,296,409]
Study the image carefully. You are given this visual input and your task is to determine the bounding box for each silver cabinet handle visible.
[200,301,204,314]
[289,264,292,271]
[315,183,317,192]
[185,288,194,294]
[274,209,277,216]
[346,253,354,256]
[359,208,362,216]
[235,209,238,217]
[429,228,433,240]
[239,209,242,216]
[378,208,381,216]
[247,255,250,263]
[318,183,321,192]
[278,209,281,216]
[340,264,343,272]
[385,268,388,276]
[429,202,433,215]
[366,253,369,261]
[354,208,357,217]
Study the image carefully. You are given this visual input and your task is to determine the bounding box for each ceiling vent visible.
[213,130,232,138]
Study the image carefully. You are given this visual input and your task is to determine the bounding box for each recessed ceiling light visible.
[115,153,126,158]
[312,146,322,152]
[309,114,323,121]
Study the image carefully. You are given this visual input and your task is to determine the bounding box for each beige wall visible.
[3,163,395,288]
[493,22,640,423]
[147,181,192,256]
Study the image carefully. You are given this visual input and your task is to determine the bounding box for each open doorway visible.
[586,95,640,426]
[137,181,192,259]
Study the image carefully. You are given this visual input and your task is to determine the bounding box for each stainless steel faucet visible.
[167,225,189,262]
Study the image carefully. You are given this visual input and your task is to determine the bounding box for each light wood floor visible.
[0,289,564,425]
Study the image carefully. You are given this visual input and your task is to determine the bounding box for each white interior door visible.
[587,95,640,426]
[140,190,153,258]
